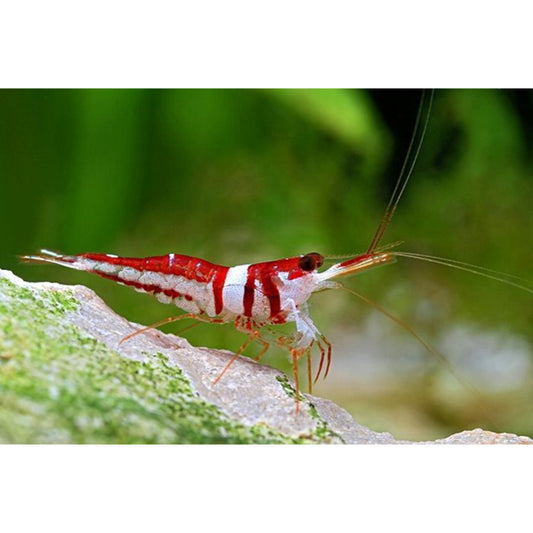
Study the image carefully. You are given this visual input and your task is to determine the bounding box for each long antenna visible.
[367,89,434,254]
[391,251,533,295]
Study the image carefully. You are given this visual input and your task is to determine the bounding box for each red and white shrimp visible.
[21,247,394,409]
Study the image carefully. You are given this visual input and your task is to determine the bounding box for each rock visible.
[0,268,531,444]
[429,428,532,445]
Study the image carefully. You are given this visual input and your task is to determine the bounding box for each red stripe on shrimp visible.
[212,266,229,315]
[243,266,256,317]
[80,253,222,284]
[242,262,283,318]
[260,269,281,317]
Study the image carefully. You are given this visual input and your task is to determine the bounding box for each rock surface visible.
[0,268,531,444]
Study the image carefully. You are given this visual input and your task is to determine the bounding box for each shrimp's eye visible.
[298,252,324,271]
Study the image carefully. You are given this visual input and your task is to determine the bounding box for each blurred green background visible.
[1,89,532,441]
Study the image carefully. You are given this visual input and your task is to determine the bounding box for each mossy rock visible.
[1,269,531,445]
[0,269,363,443]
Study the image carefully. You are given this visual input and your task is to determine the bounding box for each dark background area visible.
[1,89,532,440]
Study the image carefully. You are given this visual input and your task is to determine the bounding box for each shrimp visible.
[20,247,396,411]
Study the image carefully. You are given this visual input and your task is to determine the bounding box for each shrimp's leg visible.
[307,349,313,395]
[119,313,224,344]
[313,334,332,383]
[253,338,271,362]
[321,334,332,379]
[290,348,305,413]
[212,334,256,386]
[213,318,270,386]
